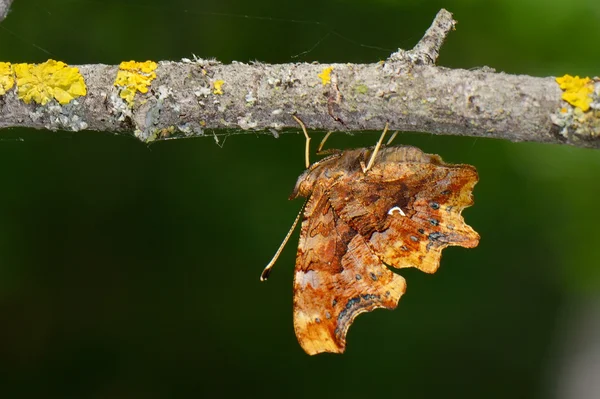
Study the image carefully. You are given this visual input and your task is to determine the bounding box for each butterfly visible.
[262,119,479,355]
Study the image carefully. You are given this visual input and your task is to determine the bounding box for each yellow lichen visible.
[556,74,593,112]
[114,60,158,106]
[13,60,87,105]
[0,62,15,95]
[159,126,176,138]
[213,80,225,95]
[318,66,333,85]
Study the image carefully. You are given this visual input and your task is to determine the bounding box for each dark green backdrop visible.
[1,0,599,398]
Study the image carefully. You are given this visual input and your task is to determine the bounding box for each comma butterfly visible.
[262,121,479,355]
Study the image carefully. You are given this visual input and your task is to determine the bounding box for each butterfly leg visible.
[292,115,311,169]
[386,130,399,146]
[318,131,333,153]
[362,122,389,173]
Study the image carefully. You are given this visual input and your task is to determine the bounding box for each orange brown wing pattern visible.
[328,147,479,274]
[289,145,478,355]
[293,184,406,355]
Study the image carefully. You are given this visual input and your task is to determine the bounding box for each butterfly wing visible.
[293,185,406,355]
[328,148,479,274]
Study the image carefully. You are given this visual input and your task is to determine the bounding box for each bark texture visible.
[0,9,598,148]
[0,0,13,22]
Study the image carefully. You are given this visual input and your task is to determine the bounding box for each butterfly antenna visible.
[261,201,306,281]
[364,122,389,172]
[292,115,311,169]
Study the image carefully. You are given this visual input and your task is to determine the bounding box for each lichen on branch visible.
[0,8,598,149]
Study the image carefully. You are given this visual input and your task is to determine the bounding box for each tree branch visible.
[0,8,598,148]
[0,0,13,22]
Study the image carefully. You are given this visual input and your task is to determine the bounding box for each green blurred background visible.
[1,0,600,398]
